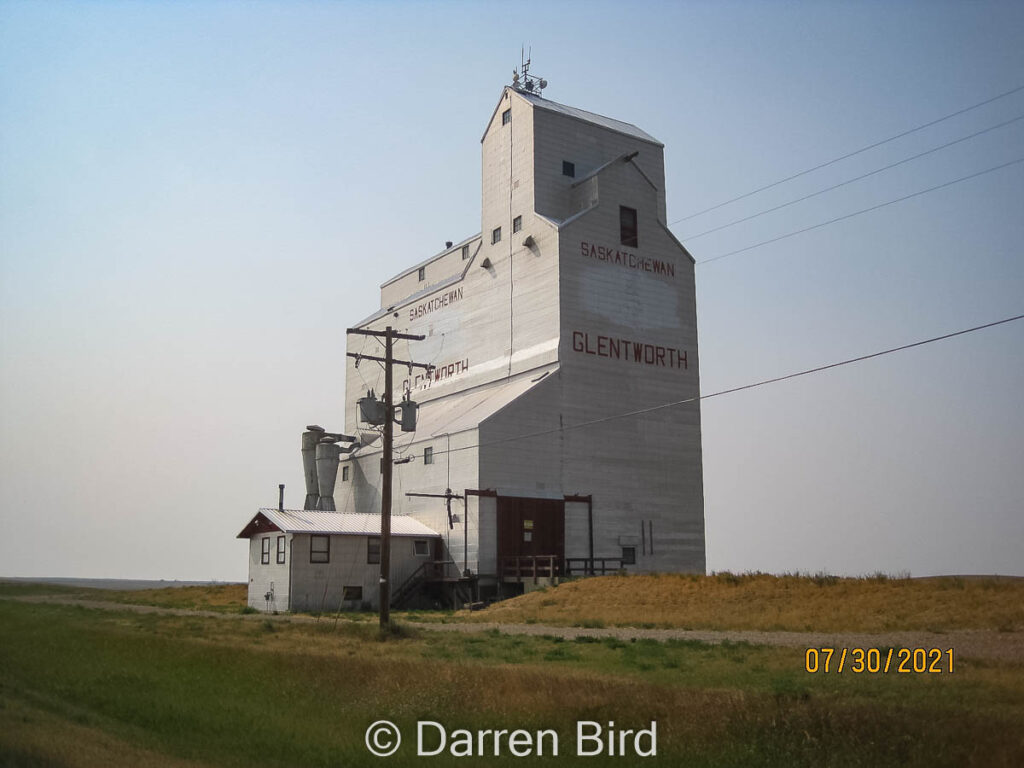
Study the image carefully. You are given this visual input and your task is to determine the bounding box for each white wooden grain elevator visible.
[241,75,705,610]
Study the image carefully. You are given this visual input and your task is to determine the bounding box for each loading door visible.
[496,496,565,578]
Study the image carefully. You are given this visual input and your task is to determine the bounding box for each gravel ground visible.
[8,595,1023,662]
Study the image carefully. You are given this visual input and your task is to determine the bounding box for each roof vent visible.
[445,240,453,249]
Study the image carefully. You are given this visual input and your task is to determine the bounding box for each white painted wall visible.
[288,533,434,612]
[247,533,291,612]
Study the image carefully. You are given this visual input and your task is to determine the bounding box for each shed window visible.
[512,215,522,234]
[462,244,470,260]
[501,108,511,125]
[342,586,362,601]
[562,160,575,178]
[620,206,638,247]
[414,540,429,557]
[417,266,425,282]
[367,536,381,565]
[276,535,286,564]
[310,535,330,563]
[491,227,501,244]
[423,446,434,464]
[621,546,636,565]
[261,537,270,565]
[342,465,350,481]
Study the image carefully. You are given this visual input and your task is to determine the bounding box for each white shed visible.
[237,508,444,612]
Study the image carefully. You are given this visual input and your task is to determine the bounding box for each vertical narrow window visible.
[310,535,330,563]
[512,215,522,233]
[367,536,381,565]
[261,537,270,565]
[620,206,638,247]
[501,108,511,125]
[276,535,286,564]
[462,244,470,260]
[423,446,434,465]
[342,465,350,481]
[491,227,501,244]
[621,546,636,566]
[562,160,575,178]
[417,266,425,281]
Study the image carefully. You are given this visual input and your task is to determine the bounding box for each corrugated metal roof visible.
[249,509,441,537]
[515,90,662,146]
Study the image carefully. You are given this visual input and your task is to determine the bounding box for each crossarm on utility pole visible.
[346,327,425,342]
[346,352,433,372]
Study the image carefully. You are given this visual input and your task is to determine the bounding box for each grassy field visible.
[16,572,1024,634]
[1,584,1023,767]
[461,572,1024,632]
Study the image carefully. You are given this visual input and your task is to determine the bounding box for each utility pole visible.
[346,326,433,629]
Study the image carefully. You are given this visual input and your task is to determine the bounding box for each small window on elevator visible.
[620,206,638,248]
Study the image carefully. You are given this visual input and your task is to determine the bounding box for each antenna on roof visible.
[511,46,547,96]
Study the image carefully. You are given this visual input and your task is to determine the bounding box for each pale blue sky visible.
[2,1,1022,580]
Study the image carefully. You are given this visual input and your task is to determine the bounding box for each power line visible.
[698,156,1024,266]
[408,313,1024,461]
[670,83,1024,225]
[681,113,1024,242]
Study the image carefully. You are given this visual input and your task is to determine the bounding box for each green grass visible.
[1,600,1022,767]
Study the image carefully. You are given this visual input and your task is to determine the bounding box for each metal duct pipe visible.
[278,484,285,513]
[315,440,341,511]
[301,426,325,510]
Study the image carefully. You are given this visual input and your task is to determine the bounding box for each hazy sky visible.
[2,1,1022,581]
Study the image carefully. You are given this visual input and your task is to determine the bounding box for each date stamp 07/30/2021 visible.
[804,647,955,674]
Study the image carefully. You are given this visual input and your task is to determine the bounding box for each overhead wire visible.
[419,313,1024,461]
[698,156,1024,266]
[670,82,1024,224]
[680,113,1024,242]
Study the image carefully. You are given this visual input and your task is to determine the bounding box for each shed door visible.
[497,497,564,575]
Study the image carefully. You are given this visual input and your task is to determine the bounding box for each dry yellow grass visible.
[462,572,1024,632]
[101,583,248,612]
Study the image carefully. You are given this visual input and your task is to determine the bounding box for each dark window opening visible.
[367,536,381,565]
[417,266,425,281]
[620,206,638,247]
[310,535,330,564]
[261,537,270,565]
[342,586,362,601]
[414,540,429,556]
[621,546,636,565]
[462,244,470,260]
[562,160,575,178]
[512,215,522,233]
[276,535,286,565]
[423,446,434,464]
[502,109,511,125]
[491,227,501,244]
[342,465,350,481]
